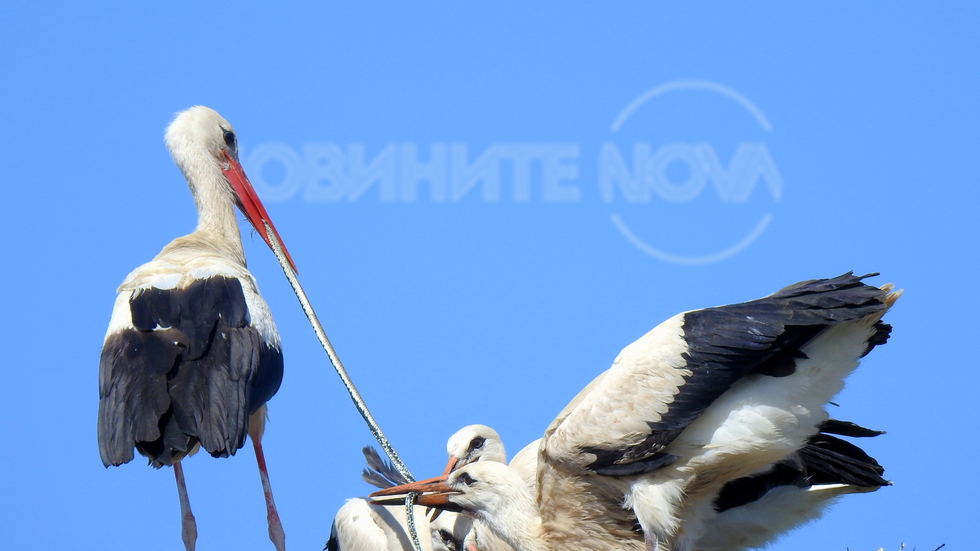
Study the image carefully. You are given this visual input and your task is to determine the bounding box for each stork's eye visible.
[457,472,476,486]
[467,436,486,452]
[222,129,237,150]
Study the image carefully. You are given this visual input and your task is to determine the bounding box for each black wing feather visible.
[324,523,339,551]
[714,419,888,512]
[799,433,888,487]
[98,329,184,466]
[654,272,886,438]
[817,418,885,438]
[97,276,283,468]
[588,272,889,476]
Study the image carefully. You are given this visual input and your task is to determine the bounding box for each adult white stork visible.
[97,106,295,551]
[325,425,511,551]
[372,273,899,551]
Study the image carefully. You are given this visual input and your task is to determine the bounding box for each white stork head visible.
[443,425,507,476]
[164,106,296,271]
[372,462,545,551]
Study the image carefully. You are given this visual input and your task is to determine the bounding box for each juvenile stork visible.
[441,425,508,477]
[376,420,888,551]
[373,273,899,551]
[326,425,511,551]
[375,420,889,551]
[97,106,295,551]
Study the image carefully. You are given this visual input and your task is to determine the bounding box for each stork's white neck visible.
[187,167,244,252]
[163,106,247,263]
[166,140,246,263]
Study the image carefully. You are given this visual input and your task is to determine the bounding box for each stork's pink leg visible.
[252,436,286,551]
[173,460,197,551]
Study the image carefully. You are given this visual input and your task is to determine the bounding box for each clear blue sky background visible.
[1,3,975,550]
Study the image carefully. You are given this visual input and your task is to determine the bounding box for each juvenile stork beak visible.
[441,457,460,476]
[368,475,463,513]
[222,150,298,273]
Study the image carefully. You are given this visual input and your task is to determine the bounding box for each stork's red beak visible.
[222,150,298,273]
[368,474,463,513]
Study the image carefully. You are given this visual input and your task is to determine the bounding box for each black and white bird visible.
[372,273,899,551]
[97,106,295,551]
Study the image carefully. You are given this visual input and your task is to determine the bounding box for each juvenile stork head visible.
[443,424,507,476]
[372,462,545,551]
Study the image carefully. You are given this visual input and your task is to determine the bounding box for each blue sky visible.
[1,3,975,550]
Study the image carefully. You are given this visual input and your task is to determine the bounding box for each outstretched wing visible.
[543,273,890,477]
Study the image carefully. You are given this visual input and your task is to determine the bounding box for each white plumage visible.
[328,425,513,551]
